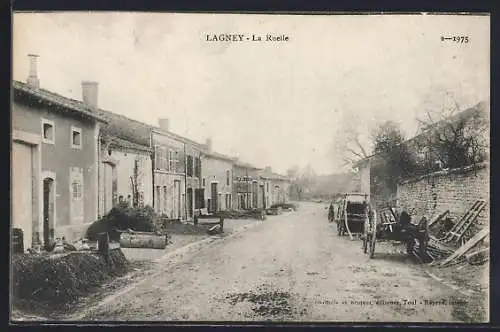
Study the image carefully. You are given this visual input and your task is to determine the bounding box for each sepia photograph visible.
[10,12,490,324]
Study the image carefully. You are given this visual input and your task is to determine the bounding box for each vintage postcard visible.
[11,12,490,324]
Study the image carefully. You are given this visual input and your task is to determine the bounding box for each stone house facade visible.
[201,139,234,213]
[233,160,262,210]
[12,55,106,249]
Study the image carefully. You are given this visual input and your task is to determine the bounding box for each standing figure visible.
[328,202,335,222]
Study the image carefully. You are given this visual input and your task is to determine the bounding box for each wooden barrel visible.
[119,232,167,249]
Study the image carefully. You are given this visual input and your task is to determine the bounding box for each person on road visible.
[328,202,335,222]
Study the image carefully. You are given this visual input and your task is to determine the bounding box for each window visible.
[226,170,230,186]
[41,119,55,144]
[266,182,269,192]
[71,126,82,149]
[187,155,193,177]
[194,157,202,178]
[202,178,206,187]
[69,167,84,223]
[72,181,82,199]
[168,150,175,172]
[154,145,167,170]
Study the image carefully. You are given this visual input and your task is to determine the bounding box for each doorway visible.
[173,180,181,219]
[187,188,193,218]
[12,141,35,251]
[103,162,117,213]
[211,183,218,212]
[43,178,55,249]
[260,184,266,209]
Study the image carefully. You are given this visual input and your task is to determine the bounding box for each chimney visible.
[205,137,212,152]
[81,81,99,111]
[27,54,40,89]
[158,118,170,131]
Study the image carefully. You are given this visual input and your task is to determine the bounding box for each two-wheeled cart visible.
[362,205,429,259]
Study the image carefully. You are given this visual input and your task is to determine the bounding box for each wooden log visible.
[119,232,167,249]
[465,248,489,260]
[439,228,489,266]
[207,224,222,235]
[428,210,450,227]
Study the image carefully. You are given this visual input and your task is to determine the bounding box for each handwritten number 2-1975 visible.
[441,36,469,43]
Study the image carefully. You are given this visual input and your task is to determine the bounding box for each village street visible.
[65,201,476,323]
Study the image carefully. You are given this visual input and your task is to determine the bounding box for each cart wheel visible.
[369,233,376,258]
[368,209,377,259]
[419,234,429,257]
[406,239,415,256]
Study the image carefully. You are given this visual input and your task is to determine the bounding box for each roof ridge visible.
[13,80,107,122]
[13,80,84,106]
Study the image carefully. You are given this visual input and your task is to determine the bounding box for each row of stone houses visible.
[11,54,290,251]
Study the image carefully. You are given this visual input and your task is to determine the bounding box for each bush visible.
[86,204,159,242]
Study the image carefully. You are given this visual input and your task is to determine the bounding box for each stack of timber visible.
[425,200,488,267]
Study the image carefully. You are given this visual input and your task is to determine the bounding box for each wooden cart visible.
[362,205,429,259]
[336,193,369,240]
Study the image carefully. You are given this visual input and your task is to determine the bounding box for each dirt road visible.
[77,202,482,323]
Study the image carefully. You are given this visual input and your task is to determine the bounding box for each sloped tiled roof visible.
[101,134,152,152]
[234,160,261,170]
[13,80,108,123]
[202,149,235,162]
[259,169,289,181]
[97,108,153,147]
[97,107,207,149]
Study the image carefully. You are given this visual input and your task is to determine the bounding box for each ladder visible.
[440,200,486,244]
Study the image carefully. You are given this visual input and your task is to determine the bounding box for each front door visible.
[187,188,193,218]
[261,185,266,209]
[173,180,181,219]
[211,183,218,212]
[12,142,34,251]
[43,178,55,248]
[104,163,115,213]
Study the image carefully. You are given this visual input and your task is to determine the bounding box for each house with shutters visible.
[200,138,235,213]
[151,119,205,220]
[259,166,290,207]
[232,160,263,210]
[11,54,107,251]
[183,133,204,220]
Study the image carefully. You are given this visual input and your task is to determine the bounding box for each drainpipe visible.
[184,142,188,221]
[151,132,155,212]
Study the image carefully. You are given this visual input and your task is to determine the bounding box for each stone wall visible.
[397,162,489,227]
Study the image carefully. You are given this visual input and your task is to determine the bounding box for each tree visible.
[415,90,489,170]
[370,121,418,201]
[286,164,317,200]
[331,109,372,171]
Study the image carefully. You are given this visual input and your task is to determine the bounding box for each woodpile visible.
[424,200,488,268]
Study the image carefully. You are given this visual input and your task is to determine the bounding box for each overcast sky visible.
[13,13,489,175]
